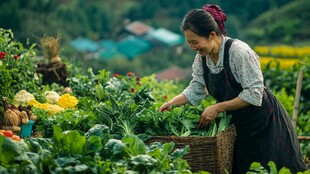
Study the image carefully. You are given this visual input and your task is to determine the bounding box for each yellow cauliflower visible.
[28,99,41,108]
[58,93,78,109]
[45,104,65,115]
[28,99,64,115]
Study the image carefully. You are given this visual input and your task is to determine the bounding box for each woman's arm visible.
[216,96,250,112]
[229,40,264,106]
[182,54,208,106]
[159,93,189,112]
[160,54,208,112]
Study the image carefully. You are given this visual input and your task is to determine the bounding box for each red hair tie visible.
[202,4,227,35]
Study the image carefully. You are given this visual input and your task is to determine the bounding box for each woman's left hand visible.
[198,105,221,128]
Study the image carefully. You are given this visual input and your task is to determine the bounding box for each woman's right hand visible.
[159,94,188,112]
[159,102,173,112]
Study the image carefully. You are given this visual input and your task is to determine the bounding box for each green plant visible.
[273,88,294,117]
[262,56,310,136]
[0,28,40,100]
[246,161,309,174]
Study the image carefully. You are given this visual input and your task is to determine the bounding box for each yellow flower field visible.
[254,45,308,69]
[260,57,299,69]
[254,45,310,58]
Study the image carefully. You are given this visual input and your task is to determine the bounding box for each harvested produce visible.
[57,93,78,109]
[13,90,35,106]
[44,91,60,104]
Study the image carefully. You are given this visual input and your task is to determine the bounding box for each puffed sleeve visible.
[182,54,208,106]
[229,41,264,106]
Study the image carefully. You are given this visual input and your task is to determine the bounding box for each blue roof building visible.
[146,28,184,47]
[98,40,118,59]
[117,35,151,60]
[71,37,100,52]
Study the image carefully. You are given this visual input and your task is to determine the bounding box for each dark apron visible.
[201,39,306,174]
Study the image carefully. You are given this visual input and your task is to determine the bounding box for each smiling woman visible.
[185,29,224,66]
[159,4,307,174]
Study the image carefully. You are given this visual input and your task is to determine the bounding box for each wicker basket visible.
[145,125,236,173]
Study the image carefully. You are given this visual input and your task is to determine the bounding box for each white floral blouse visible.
[182,36,264,107]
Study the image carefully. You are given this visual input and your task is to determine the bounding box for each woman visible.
[159,4,306,174]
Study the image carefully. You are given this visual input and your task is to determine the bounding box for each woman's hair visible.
[181,4,227,37]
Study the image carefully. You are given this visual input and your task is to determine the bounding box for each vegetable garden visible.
[0,28,309,173]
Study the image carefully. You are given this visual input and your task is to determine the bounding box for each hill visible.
[242,0,310,45]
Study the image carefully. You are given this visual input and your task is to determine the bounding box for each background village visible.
[70,20,191,82]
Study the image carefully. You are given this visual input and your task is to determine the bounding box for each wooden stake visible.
[292,69,303,129]
[298,136,310,141]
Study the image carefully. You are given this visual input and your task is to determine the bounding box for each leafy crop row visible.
[0,28,309,173]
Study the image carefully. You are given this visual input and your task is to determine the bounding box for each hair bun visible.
[202,4,227,34]
[202,4,226,23]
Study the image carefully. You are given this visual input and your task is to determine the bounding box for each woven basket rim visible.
[147,124,236,139]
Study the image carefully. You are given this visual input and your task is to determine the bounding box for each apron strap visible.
[202,38,234,85]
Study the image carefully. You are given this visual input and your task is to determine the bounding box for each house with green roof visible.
[98,40,118,59]
[146,28,184,47]
[71,37,99,52]
[117,35,151,60]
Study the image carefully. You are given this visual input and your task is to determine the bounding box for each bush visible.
[0,28,41,101]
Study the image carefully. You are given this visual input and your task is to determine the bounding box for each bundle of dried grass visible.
[39,34,62,64]
[36,34,68,86]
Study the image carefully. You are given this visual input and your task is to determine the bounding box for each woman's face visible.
[184,30,214,56]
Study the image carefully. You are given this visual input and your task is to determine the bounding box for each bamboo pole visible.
[292,69,303,129]
[292,69,310,142]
